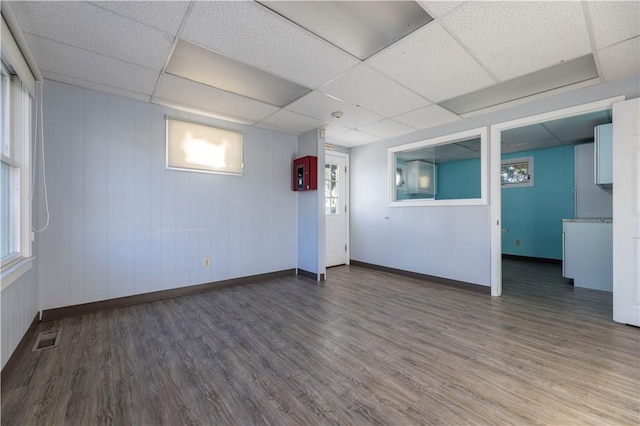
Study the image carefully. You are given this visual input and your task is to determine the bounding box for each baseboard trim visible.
[502,254,562,265]
[1,313,39,383]
[41,269,296,322]
[350,260,491,295]
[296,269,325,281]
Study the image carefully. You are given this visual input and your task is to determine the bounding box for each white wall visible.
[350,75,639,287]
[296,129,325,277]
[38,80,298,310]
[1,264,38,368]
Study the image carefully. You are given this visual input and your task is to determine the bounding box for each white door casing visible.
[325,152,349,267]
[612,98,640,327]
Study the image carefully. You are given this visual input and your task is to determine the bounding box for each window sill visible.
[1,257,35,291]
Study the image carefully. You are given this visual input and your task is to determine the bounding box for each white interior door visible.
[612,98,640,326]
[325,152,348,267]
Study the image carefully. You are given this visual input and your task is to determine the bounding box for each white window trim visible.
[388,127,488,207]
[1,12,35,282]
[501,156,534,188]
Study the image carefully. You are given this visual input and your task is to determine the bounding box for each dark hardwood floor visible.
[2,260,639,425]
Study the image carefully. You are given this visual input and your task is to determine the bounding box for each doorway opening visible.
[490,96,624,297]
[325,151,350,267]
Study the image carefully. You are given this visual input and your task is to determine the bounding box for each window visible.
[1,62,32,267]
[166,117,243,175]
[501,157,534,188]
[388,127,488,206]
[325,164,339,214]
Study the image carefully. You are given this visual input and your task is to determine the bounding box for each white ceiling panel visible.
[286,91,383,129]
[322,122,351,139]
[501,123,556,146]
[359,119,416,139]
[9,1,173,70]
[25,34,160,95]
[181,1,359,89]
[542,110,610,139]
[90,1,190,34]
[587,1,640,50]
[259,110,326,135]
[393,104,461,130]
[366,22,495,102]
[154,74,280,123]
[41,70,151,102]
[416,1,465,19]
[441,2,591,82]
[327,130,381,147]
[597,37,640,82]
[318,64,430,117]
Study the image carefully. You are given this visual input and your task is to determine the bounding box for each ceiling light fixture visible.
[257,1,432,60]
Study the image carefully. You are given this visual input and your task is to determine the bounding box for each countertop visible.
[563,218,612,223]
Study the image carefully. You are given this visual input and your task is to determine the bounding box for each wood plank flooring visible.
[2,260,639,425]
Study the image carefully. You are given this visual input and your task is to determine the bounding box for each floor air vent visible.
[32,329,61,352]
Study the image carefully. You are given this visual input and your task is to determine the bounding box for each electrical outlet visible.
[204,257,211,267]
[515,239,521,246]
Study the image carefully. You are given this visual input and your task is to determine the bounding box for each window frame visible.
[388,127,488,207]
[165,116,244,176]
[500,156,534,188]
[1,60,33,282]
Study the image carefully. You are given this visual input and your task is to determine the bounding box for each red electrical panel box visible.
[292,156,318,191]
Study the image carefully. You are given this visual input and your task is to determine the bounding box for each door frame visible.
[325,150,350,266]
[489,96,625,297]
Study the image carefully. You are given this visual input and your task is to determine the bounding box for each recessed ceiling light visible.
[166,40,311,107]
[257,1,432,60]
[440,55,599,115]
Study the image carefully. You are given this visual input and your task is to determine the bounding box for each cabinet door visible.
[595,123,613,185]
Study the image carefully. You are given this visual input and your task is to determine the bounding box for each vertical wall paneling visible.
[37,81,297,310]
[83,89,108,303]
[133,102,152,295]
[107,96,135,298]
[68,85,85,305]
[40,83,70,308]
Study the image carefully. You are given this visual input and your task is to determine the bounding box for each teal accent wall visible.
[436,158,481,199]
[501,145,575,259]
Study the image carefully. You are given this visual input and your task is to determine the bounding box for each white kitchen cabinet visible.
[562,219,612,292]
[594,123,613,185]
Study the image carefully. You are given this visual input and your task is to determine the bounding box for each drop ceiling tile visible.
[259,110,326,135]
[322,123,351,139]
[441,2,591,81]
[181,1,359,88]
[154,74,280,123]
[366,22,495,102]
[587,1,640,49]
[501,124,556,146]
[542,110,610,139]
[10,1,173,70]
[41,71,151,102]
[393,105,461,129]
[286,91,383,129]
[90,1,190,34]
[359,119,416,139]
[597,37,640,81]
[253,122,298,136]
[327,130,381,147]
[416,1,465,18]
[25,34,159,95]
[560,136,593,146]
[318,64,430,117]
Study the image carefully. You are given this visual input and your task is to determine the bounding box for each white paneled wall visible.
[39,80,298,310]
[1,265,38,368]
